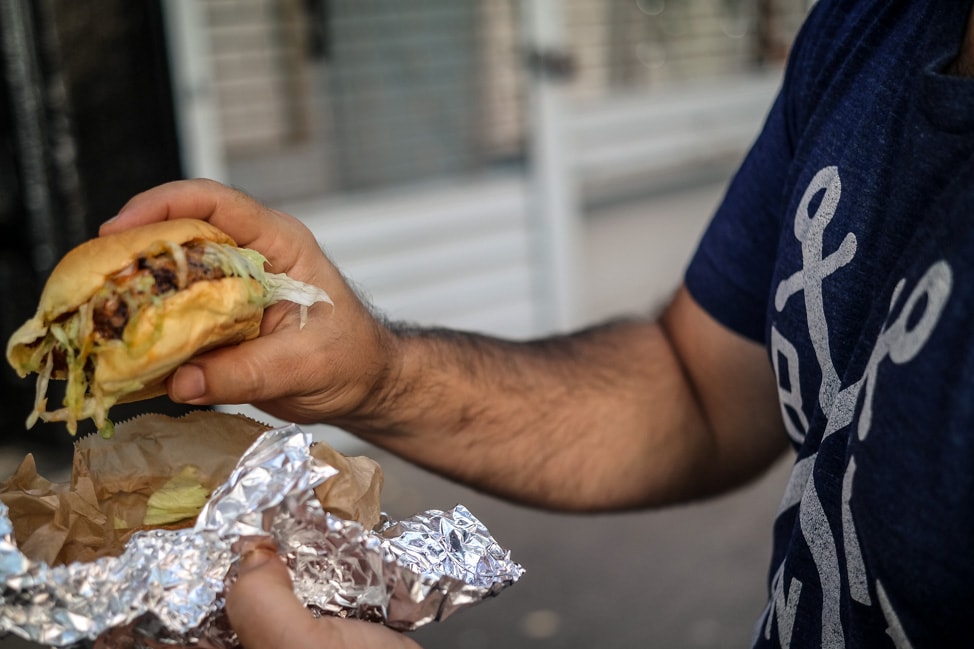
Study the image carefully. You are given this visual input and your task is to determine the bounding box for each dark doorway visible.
[0,1,191,468]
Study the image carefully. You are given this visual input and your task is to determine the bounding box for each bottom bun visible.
[94,277,264,400]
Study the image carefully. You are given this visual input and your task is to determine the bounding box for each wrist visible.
[336,317,411,434]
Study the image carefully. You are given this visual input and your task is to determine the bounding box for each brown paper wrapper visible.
[0,411,383,566]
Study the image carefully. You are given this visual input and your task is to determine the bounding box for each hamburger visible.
[5,219,331,436]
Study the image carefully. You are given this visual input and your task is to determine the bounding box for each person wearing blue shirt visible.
[101,1,974,646]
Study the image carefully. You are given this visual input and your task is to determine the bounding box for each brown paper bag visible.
[0,411,383,566]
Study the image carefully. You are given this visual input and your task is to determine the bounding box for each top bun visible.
[39,219,236,320]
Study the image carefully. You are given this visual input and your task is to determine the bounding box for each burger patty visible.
[91,242,226,341]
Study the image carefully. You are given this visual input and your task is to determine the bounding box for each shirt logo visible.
[760,166,952,648]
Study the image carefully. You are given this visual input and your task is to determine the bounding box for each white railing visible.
[569,72,781,205]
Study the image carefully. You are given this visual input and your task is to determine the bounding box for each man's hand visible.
[100,179,398,426]
[227,545,422,649]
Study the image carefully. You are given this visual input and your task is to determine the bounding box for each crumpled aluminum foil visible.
[0,424,524,648]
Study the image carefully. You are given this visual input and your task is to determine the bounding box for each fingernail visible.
[172,364,206,401]
[238,547,277,575]
[98,214,120,236]
[237,538,278,575]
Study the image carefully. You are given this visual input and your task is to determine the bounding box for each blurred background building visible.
[0,1,813,647]
[178,0,806,337]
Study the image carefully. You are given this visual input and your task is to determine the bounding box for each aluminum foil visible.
[0,424,524,647]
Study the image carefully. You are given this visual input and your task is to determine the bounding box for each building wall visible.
[197,0,812,204]
[565,0,811,100]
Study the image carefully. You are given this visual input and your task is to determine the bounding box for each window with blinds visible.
[200,0,812,205]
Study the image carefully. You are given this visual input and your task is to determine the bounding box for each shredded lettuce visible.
[98,418,115,439]
[262,272,334,328]
[142,465,210,527]
[203,243,333,327]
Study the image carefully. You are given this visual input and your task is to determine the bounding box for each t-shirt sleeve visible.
[682,0,832,344]
[683,89,794,344]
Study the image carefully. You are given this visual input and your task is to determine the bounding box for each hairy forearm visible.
[96,181,784,512]
[339,317,725,512]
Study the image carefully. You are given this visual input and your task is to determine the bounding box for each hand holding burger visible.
[93,180,399,431]
[6,191,344,435]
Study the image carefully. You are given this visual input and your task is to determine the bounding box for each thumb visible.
[226,546,425,649]
[226,547,318,649]
[167,333,292,406]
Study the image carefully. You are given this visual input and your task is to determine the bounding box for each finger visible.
[227,548,423,649]
[166,325,321,407]
[100,179,328,283]
[101,179,274,248]
[101,179,220,233]
[226,548,319,649]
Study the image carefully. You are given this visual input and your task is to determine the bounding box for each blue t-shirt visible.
[685,1,974,647]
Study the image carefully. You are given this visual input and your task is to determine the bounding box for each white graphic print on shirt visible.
[758,166,953,648]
